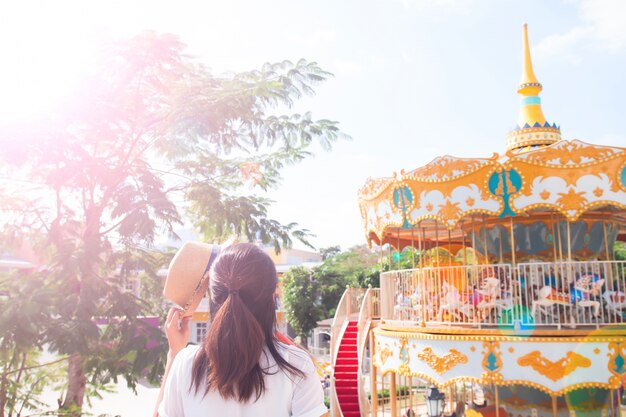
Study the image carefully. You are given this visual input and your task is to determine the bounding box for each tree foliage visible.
[319,245,341,261]
[0,32,344,414]
[616,241,626,261]
[282,245,382,342]
[282,267,323,347]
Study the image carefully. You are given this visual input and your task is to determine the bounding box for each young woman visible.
[155,243,328,417]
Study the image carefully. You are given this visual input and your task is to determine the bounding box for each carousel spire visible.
[518,23,542,95]
[506,24,561,152]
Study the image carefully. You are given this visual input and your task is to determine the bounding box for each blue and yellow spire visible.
[506,24,561,152]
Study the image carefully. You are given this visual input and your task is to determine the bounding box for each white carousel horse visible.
[603,290,626,317]
[475,277,501,322]
[532,285,571,323]
[437,282,473,322]
[571,273,605,319]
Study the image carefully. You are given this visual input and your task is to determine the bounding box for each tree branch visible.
[1,356,69,377]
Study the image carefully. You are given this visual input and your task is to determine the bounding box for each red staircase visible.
[334,321,360,417]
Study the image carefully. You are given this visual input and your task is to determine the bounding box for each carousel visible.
[331,25,626,417]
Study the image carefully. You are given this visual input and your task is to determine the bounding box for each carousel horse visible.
[603,289,626,317]
[570,273,605,319]
[437,281,473,322]
[532,285,571,323]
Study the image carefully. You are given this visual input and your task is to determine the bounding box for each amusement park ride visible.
[330,25,626,417]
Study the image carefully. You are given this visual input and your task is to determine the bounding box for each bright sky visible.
[1,0,625,252]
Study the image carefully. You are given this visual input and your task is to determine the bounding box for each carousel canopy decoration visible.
[357,153,503,241]
[506,140,626,221]
[358,139,626,246]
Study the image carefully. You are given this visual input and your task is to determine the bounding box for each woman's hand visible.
[165,307,191,357]
[154,308,191,417]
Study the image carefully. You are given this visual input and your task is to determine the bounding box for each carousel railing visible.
[356,288,380,417]
[330,287,367,417]
[381,260,626,329]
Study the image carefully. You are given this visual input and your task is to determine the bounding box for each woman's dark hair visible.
[190,243,304,402]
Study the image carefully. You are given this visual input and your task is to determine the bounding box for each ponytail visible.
[189,243,305,403]
[191,291,265,402]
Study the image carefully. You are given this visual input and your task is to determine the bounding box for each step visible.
[335,380,358,388]
[337,351,357,358]
[336,358,358,366]
[335,365,358,373]
[336,386,358,395]
[335,371,358,381]
[341,411,361,417]
[339,401,360,412]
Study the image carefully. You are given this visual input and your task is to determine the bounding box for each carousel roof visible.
[357,25,626,248]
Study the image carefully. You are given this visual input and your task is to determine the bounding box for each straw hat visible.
[163,240,230,316]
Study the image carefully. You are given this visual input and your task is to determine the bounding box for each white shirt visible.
[158,343,327,417]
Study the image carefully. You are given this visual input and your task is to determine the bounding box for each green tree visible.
[0,270,67,417]
[0,32,343,414]
[315,245,380,314]
[616,241,626,261]
[282,267,322,348]
[319,245,341,261]
[282,245,383,343]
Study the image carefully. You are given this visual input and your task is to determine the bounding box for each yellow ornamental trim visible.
[380,344,393,365]
[408,154,497,181]
[556,188,588,211]
[607,341,626,387]
[517,351,591,382]
[416,347,468,374]
[518,140,621,166]
[438,200,462,220]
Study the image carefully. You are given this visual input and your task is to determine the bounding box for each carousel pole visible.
[510,216,520,329]
[397,228,401,271]
[448,228,453,268]
[381,370,386,416]
[494,383,500,417]
[419,223,424,269]
[602,221,616,297]
[556,215,564,263]
[471,216,478,265]
[482,215,489,265]
[471,216,479,289]
[498,224,504,264]
[566,220,573,262]
[435,221,441,300]
[555,215,565,318]
[411,226,415,269]
[549,213,559,320]
[566,220,574,322]
[603,221,611,261]
[551,394,558,417]
[389,371,397,417]
[435,221,440,265]
[461,220,467,265]
[551,213,558,264]
[409,376,413,415]
[418,224,427,325]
